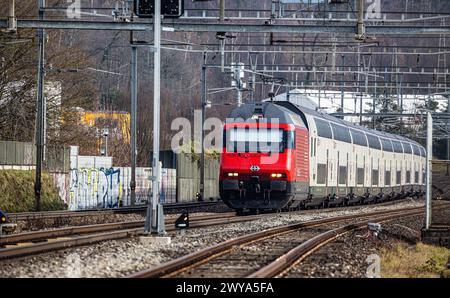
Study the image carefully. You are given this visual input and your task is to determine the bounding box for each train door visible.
[372,157,380,193]
[365,153,370,192]
[328,148,335,196]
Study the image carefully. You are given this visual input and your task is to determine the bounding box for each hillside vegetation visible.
[0,170,66,212]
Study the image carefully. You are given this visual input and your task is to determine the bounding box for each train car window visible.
[385,171,391,186]
[350,129,368,147]
[339,166,347,185]
[415,171,419,184]
[406,170,411,184]
[314,118,333,139]
[380,138,394,152]
[228,128,286,153]
[331,124,352,143]
[225,128,235,153]
[372,169,379,186]
[366,134,381,150]
[412,145,421,156]
[357,168,364,185]
[402,142,412,154]
[392,141,404,153]
[314,138,317,156]
[396,171,401,185]
[420,147,426,157]
[286,130,295,149]
[317,164,327,184]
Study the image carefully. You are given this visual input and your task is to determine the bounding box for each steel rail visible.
[0,213,259,260]
[0,213,235,246]
[2,198,405,247]
[247,210,424,278]
[0,199,430,259]
[6,201,223,221]
[126,205,426,278]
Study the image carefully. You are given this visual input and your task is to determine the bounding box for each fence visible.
[0,141,34,166]
[432,160,450,200]
[0,141,69,172]
[177,153,220,202]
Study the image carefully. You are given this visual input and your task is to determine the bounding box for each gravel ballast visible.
[0,199,433,278]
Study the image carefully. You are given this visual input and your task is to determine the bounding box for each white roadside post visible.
[425,111,433,230]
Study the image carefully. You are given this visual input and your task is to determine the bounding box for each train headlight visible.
[227,173,239,177]
[0,210,6,223]
[271,173,285,178]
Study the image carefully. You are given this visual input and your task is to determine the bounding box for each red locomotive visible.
[220,101,426,212]
[220,102,309,212]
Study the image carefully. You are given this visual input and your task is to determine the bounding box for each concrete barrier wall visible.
[60,166,176,210]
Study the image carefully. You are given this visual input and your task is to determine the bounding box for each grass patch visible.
[381,242,450,278]
[0,170,66,212]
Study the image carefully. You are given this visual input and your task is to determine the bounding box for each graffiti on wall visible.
[51,166,177,210]
[69,167,122,210]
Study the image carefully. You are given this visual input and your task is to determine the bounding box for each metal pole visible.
[340,55,345,118]
[237,88,242,107]
[359,88,363,125]
[318,83,321,109]
[447,97,450,175]
[235,63,243,107]
[200,52,207,202]
[104,133,108,157]
[8,0,14,22]
[356,0,365,40]
[373,74,377,129]
[130,40,137,206]
[7,0,17,32]
[147,0,163,235]
[219,0,225,22]
[425,111,432,230]
[35,0,45,212]
[356,45,361,121]
[400,74,404,133]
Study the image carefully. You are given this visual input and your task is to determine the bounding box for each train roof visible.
[227,102,307,127]
[273,101,425,149]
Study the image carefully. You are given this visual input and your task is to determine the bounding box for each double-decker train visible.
[219,101,426,212]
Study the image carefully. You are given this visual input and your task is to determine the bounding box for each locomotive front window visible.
[227,128,291,153]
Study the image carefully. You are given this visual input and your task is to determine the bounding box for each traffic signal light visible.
[134,0,184,18]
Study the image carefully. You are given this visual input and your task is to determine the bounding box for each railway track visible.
[0,198,427,261]
[5,201,223,221]
[127,205,442,278]
[0,212,256,260]
[5,196,416,222]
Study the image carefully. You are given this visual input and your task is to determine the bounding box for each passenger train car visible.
[219,101,426,212]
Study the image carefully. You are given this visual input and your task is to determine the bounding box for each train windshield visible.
[226,128,290,153]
